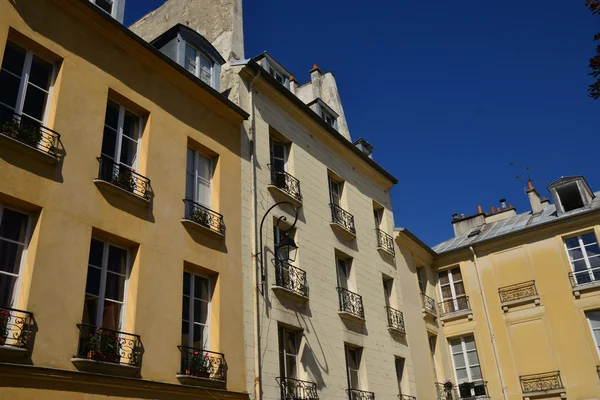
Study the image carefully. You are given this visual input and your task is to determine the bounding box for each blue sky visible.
[125,1,599,246]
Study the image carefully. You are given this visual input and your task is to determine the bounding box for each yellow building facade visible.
[0,0,249,398]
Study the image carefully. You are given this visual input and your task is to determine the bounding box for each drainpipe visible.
[469,246,507,400]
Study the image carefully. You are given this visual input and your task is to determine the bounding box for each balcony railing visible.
[97,155,151,200]
[0,306,34,350]
[421,294,437,316]
[337,287,365,319]
[347,389,375,400]
[276,377,319,400]
[330,203,356,235]
[438,296,470,317]
[386,306,406,333]
[569,266,600,287]
[75,324,142,367]
[269,165,302,203]
[276,262,309,298]
[520,371,563,393]
[0,103,61,158]
[436,381,488,400]
[399,395,417,400]
[183,199,225,235]
[178,346,226,382]
[498,280,538,303]
[376,229,395,255]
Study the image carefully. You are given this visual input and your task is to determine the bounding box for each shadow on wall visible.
[297,313,330,390]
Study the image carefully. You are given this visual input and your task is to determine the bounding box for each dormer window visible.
[253,52,291,90]
[185,44,212,86]
[547,176,595,215]
[307,98,339,130]
[556,183,584,212]
[89,0,124,23]
[269,68,286,86]
[322,109,336,127]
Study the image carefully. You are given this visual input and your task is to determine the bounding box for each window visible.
[373,208,382,229]
[321,108,336,127]
[557,183,584,212]
[101,99,142,170]
[186,148,213,207]
[337,257,351,291]
[417,267,427,294]
[438,267,467,313]
[279,327,299,380]
[329,177,342,206]
[270,67,286,85]
[564,233,600,285]
[0,206,29,308]
[185,43,212,86]
[345,346,362,390]
[429,335,438,382]
[449,335,482,384]
[82,238,128,331]
[181,272,211,349]
[383,277,393,307]
[0,41,53,126]
[586,310,600,356]
[93,0,114,14]
[270,140,287,172]
[395,357,406,395]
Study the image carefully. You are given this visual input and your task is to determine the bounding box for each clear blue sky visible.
[125,1,599,247]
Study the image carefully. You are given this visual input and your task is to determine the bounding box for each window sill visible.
[377,246,395,258]
[572,280,600,298]
[522,388,566,399]
[271,285,309,303]
[330,222,356,240]
[94,179,150,207]
[0,133,59,164]
[501,295,540,312]
[181,218,224,239]
[422,307,438,319]
[439,309,473,325]
[388,326,406,335]
[267,185,302,208]
[338,311,365,324]
[0,344,30,362]
[71,357,140,378]
[176,374,226,388]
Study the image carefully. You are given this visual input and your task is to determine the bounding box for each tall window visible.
[270,140,287,172]
[337,257,351,291]
[373,208,382,229]
[429,335,438,382]
[279,327,299,380]
[587,311,600,356]
[0,41,53,126]
[0,206,28,308]
[101,99,141,170]
[449,335,482,384]
[438,267,467,313]
[417,267,426,294]
[345,346,362,390]
[395,357,406,395]
[329,177,342,206]
[185,43,212,86]
[186,148,213,207]
[564,233,600,285]
[383,277,393,307]
[182,272,211,349]
[83,239,128,331]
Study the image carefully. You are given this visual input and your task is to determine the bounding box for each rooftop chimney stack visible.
[526,181,544,214]
[309,64,322,99]
[289,75,297,95]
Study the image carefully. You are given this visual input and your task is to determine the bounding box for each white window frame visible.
[279,327,299,380]
[186,148,213,207]
[89,0,124,22]
[102,100,142,170]
[345,346,362,390]
[182,271,212,350]
[438,267,466,312]
[0,205,31,308]
[586,310,600,357]
[336,257,351,291]
[321,108,337,128]
[184,43,213,86]
[270,140,288,172]
[329,177,342,206]
[564,233,600,284]
[449,335,482,385]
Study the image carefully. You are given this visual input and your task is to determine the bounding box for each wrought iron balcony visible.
[269,164,302,203]
[337,287,365,320]
[0,103,61,159]
[330,203,356,235]
[97,155,151,200]
[183,199,225,236]
[436,381,488,400]
[74,324,142,367]
[498,281,538,303]
[275,262,308,299]
[421,294,437,316]
[569,266,600,287]
[178,346,226,383]
[438,296,470,317]
[0,306,34,350]
[399,395,417,400]
[276,377,319,400]
[376,229,395,255]
[520,371,563,394]
[386,306,406,333]
[347,389,375,400]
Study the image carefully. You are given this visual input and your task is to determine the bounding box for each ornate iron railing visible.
[438,296,470,316]
[276,262,308,298]
[347,389,375,400]
[376,229,395,255]
[269,164,302,203]
[178,346,226,382]
[183,199,225,235]
[399,395,417,400]
[0,103,61,158]
[386,306,405,333]
[498,280,537,303]
[330,203,356,235]
[0,306,34,350]
[421,294,437,315]
[569,266,600,287]
[97,155,151,200]
[520,371,563,393]
[276,377,319,400]
[337,287,364,319]
[436,382,488,400]
[75,324,142,367]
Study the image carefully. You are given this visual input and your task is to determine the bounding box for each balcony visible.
[421,294,437,317]
[0,104,61,163]
[436,381,489,400]
[330,203,356,239]
[268,165,302,207]
[72,324,142,377]
[438,297,472,324]
[276,377,319,400]
[177,346,226,386]
[385,306,406,334]
[347,389,375,400]
[376,229,395,256]
[337,287,365,322]
[0,306,34,358]
[182,199,225,238]
[399,395,417,400]
[569,267,600,297]
[520,371,565,398]
[273,262,309,302]
[94,155,151,204]
[498,280,540,311]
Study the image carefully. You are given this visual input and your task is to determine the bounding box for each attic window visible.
[321,108,336,127]
[269,68,285,85]
[557,183,584,212]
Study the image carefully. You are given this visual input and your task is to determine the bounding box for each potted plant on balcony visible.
[1,119,43,148]
[442,379,454,400]
[0,309,9,346]
[112,168,136,193]
[99,331,122,364]
[192,208,211,228]
[189,351,211,378]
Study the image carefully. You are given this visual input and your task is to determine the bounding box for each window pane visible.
[454,282,466,296]
[119,136,137,167]
[470,365,483,380]
[273,143,285,159]
[104,272,125,301]
[0,240,24,275]
[82,295,98,325]
[573,259,588,272]
[185,45,197,74]
[0,70,21,109]
[286,354,297,378]
[464,336,476,351]
[586,243,600,257]
[439,272,449,285]
[569,248,584,261]
[453,353,466,368]
[449,339,462,353]
[347,349,358,369]
[349,370,360,389]
[589,256,600,268]
[29,55,52,89]
[456,368,468,382]
[95,0,114,14]
[192,324,205,348]
[102,301,122,330]
[467,350,480,365]
[101,126,117,158]
[194,299,208,325]
[564,237,580,249]
[286,332,297,354]
[183,272,191,296]
[89,239,104,267]
[0,208,28,243]
[194,276,209,300]
[582,233,598,245]
[0,273,17,307]
[107,246,127,274]
[181,320,189,346]
[182,295,189,320]
[1,42,26,76]
[186,172,195,201]
[441,285,453,300]
[22,84,48,122]
[589,311,600,328]
[451,268,462,281]
[122,110,139,141]
[104,100,119,130]
[85,266,101,296]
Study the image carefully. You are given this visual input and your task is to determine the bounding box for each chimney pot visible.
[477,205,483,214]
[461,214,465,218]
[500,199,507,209]
[527,181,534,191]
[452,213,459,221]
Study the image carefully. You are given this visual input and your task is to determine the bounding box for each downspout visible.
[469,246,507,400]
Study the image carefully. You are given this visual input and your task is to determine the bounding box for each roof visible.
[151,24,226,65]
[253,52,293,77]
[433,192,600,253]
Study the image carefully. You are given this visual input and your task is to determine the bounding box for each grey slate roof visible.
[432,192,600,254]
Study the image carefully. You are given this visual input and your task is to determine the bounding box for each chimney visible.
[289,75,298,95]
[451,207,485,236]
[309,64,322,99]
[526,181,544,214]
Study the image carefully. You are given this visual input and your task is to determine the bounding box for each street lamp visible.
[275,232,298,264]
